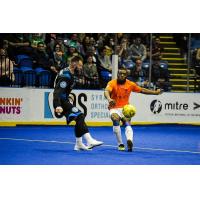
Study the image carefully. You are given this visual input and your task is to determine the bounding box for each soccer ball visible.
[122,104,136,118]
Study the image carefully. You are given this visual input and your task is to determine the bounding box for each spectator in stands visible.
[83,55,99,89]
[33,42,51,71]
[82,36,90,55]
[66,44,82,65]
[85,46,99,64]
[119,37,135,69]
[4,34,32,62]
[50,44,66,70]
[105,37,115,54]
[81,36,97,58]
[151,37,163,61]
[115,38,130,65]
[98,46,112,71]
[96,34,105,49]
[68,34,82,53]
[173,33,188,61]
[151,60,171,91]
[140,33,150,46]
[30,33,45,49]
[89,37,96,48]
[78,33,86,44]
[128,59,149,88]
[45,33,57,57]
[194,48,200,76]
[74,58,85,89]
[129,36,147,62]
[0,48,14,86]
[55,35,68,58]
[49,44,67,87]
[113,45,122,65]
[120,37,129,51]
[1,39,9,51]
[196,48,200,66]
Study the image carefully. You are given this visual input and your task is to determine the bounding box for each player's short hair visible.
[37,42,45,47]
[118,66,127,72]
[71,56,82,63]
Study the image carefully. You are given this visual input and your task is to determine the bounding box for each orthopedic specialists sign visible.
[44,90,110,122]
[0,88,200,124]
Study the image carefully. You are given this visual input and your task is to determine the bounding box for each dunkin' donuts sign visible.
[0,97,23,114]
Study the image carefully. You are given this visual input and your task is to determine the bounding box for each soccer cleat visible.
[74,143,91,151]
[118,144,125,151]
[127,139,133,152]
[87,140,103,149]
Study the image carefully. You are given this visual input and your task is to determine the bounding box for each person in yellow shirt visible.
[104,66,162,152]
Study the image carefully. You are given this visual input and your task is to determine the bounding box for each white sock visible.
[83,132,94,144]
[76,137,83,144]
[125,126,133,141]
[113,126,123,145]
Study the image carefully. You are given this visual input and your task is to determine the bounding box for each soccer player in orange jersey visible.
[104,66,162,152]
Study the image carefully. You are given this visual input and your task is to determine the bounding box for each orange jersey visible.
[106,79,142,108]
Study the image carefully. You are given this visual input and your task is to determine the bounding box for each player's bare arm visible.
[141,88,163,95]
[104,89,116,107]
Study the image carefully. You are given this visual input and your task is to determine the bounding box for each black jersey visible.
[53,68,75,108]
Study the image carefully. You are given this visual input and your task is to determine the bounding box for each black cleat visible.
[127,140,133,152]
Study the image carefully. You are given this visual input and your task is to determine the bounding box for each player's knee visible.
[121,118,131,126]
[111,113,120,125]
[111,113,120,121]
[124,120,131,126]
[75,113,88,127]
[66,107,82,124]
[76,113,85,122]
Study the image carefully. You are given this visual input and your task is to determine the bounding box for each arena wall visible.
[0,88,200,126]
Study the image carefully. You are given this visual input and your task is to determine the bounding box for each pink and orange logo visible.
[0,98,23,114]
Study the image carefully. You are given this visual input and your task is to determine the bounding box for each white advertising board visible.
[0,88,200,125]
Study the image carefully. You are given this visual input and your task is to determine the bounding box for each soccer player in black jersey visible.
[53,56,103,150]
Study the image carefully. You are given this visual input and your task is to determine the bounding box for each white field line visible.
[0,137,200,154]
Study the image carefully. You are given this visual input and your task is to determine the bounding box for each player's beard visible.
[117,78,126,84]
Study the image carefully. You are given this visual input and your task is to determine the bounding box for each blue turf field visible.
[0,125,200,165]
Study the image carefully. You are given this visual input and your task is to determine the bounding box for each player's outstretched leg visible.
[75,114,103,150]
[84,132,103,149]
[74,137,91,151]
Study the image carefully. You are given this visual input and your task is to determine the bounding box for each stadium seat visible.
[100,70,112,82]
[16,54,33,69]
[191,39,200,49]
[142,62,150,69]
[160,62,168,69]
[35,67,51,87]
[13,67,23,87]
[23,70,36,87]
[122,60,135,69]
[15,54,36,86]
[99,70,112,88]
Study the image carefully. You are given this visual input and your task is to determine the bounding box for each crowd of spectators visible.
[0,33,171,91]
